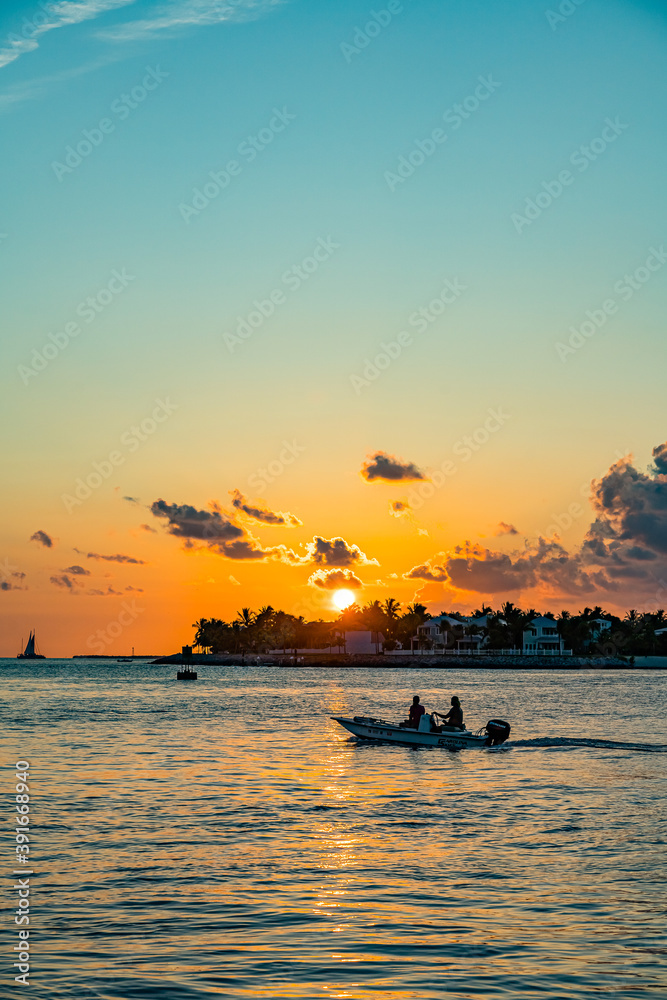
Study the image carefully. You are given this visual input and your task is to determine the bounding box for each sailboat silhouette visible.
[17,631,46,659]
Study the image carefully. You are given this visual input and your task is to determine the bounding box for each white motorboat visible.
[332,712,511,750]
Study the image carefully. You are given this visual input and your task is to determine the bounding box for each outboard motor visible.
[485,719,511,746]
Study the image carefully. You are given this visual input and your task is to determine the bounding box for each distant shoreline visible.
[152,652,667,669]
[71,654,164,659]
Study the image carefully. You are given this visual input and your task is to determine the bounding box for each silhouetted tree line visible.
[192,601,667,657]
[192,599,430,654]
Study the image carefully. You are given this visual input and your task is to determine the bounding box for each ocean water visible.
[2,661,666,999]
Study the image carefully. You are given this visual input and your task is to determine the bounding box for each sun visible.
[333,589,355,611]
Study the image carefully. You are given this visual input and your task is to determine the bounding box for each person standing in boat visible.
[440,695,464,729]
[408,695,425,728]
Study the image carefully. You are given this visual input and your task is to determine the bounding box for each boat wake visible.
[512,736,667,753]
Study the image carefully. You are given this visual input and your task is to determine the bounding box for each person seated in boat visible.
[432,696,464,731]
[407,695,425,729]
[443,696,464,728]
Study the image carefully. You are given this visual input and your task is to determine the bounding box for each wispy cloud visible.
[0,55,123,113]
[0,1,137,71]
[230,489,302,527]
[97,0,283,42]
[82,550,146,564]
[495,521,519,536]
[0,1,282,112]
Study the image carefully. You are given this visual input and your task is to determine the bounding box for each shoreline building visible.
[522,616,566,654]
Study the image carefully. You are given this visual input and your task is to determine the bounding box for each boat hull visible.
[332,716,489,750]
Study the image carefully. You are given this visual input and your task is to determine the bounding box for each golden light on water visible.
[333,589,355,610]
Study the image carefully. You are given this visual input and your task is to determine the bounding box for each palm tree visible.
[472,604,493,618]
[235,607,255,628]
[382,597,401,619]
[362,601,386,652]
[192,617,209,651]
[406,602,429,620]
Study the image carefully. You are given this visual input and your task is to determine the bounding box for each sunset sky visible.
[2,0,667,655]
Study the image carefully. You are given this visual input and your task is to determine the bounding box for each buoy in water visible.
[176,668,197,680]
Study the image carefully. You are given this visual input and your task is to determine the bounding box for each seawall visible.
[152,653,666,669]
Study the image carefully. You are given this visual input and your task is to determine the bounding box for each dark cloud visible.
[305,535,377,567]
[405,538,595,596]
[84,552,146,564]
[150,497,303,562]
[30,530,53,548]
[150,499,374,568]
[219,539,270,561]
[495,521,519,536]
[230,490,302,527]
[653,441,667,474]
[1,570,27,592]
[63,565,90,576]
[403,447,667,600]
[308,568,363,590]
[607,564,649,580]
[50,574,79,590]
[361,452,426,483]
[625,546,657,561]
[404,561,448,583]
[151,499,244,543]
[123,496,140,504]
[587,452,667,555]
[445,546,536,593]
[139,524,157,533]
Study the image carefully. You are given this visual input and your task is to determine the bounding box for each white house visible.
[268,630,383,656]
[589,618,613,638]
[417,614,503,652]
[344,630,385,655]
[522,616,565,654]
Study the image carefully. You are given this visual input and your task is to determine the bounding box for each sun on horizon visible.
[333,589,355,611]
